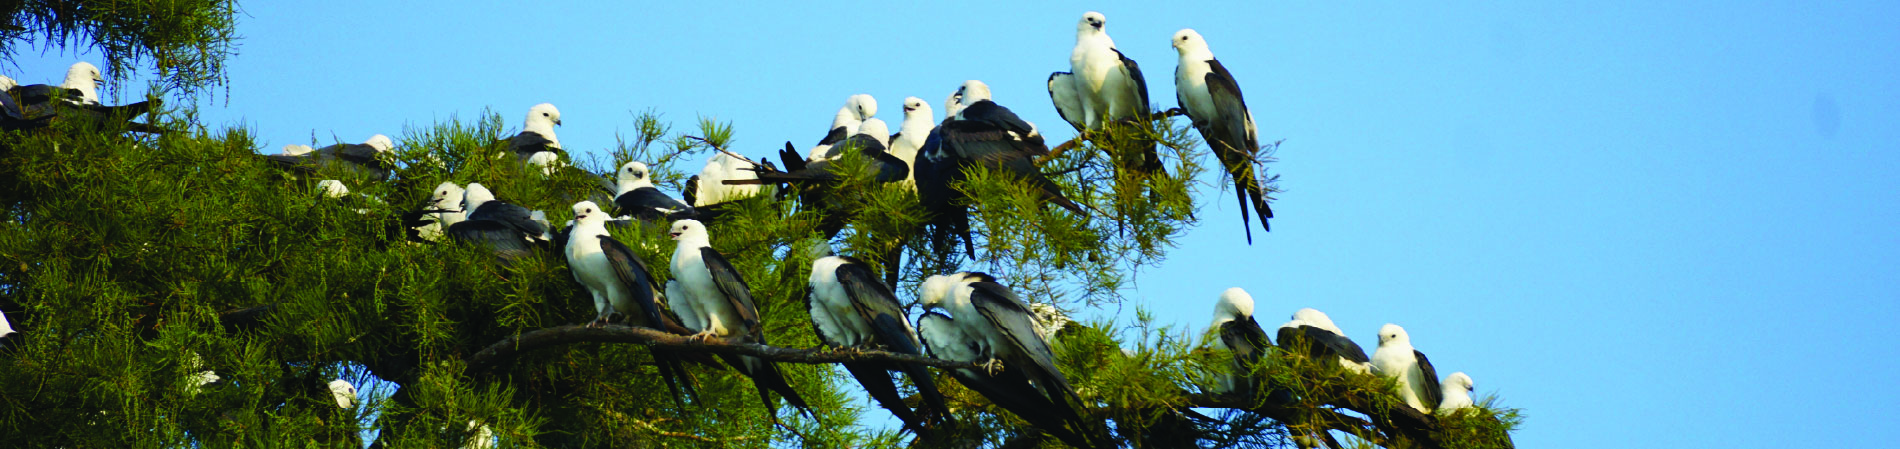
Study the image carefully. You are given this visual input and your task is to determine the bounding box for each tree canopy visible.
[0,4,1521,448]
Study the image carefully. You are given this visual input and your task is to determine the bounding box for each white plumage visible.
[61,62,104,106]
[564,201,635,326]
[890,97,933,187]
[1066,11,1144,129]
[1438,372,1476,413]
[666,219,744,339]
[1371,323,1438,412]
[328,379,357,409]
[692,152,765,206]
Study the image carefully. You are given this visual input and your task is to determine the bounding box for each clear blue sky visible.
[15,1,1900,447]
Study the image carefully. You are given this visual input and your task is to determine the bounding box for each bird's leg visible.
[690,330,719,342]
[981,358,1006,375]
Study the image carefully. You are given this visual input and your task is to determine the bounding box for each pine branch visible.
[465,324,982,374]
[1188,392,1442,449]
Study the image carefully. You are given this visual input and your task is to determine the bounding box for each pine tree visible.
[0,5,1521,448]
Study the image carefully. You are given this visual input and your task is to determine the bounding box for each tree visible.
[0,5,1521,448]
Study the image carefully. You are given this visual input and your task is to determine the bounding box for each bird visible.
[401,182,467,243]
[937,80,1086,215]
[61,62,104,106]
[611,161,695,221]
[1438,372,1476,413]
[282,144,314,156]
[807,256,951,432]
[888,97,935,188]
[315,180,351,199]
[0,309,15,338]
[565,201,697,404]
[504,103,564,173]
[1207,287,1272,399]
[264,135,397,180]
[733,119,907,238]
[917,310,1101,449]
[1371,323,1441,413]
[1173,28,1273,242]
[792,94,877,166]
[688,151,768,207]
[1065,12,1149,129]
[328,379,357,409]
[1275,308,1372,374]
[666,219,813,418]
[917,273,1086,430]
[1054,11,1164,178]
[462,183,550,241]
[447,184,549,263]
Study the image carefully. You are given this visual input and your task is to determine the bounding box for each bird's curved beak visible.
[1092,22,1102,30]
[669,231,682,238]
[554,118,563,126]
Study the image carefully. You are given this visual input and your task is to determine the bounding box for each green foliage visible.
[1,0,240,97]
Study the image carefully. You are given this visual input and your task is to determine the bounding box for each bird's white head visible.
[918,274,961,310]
[1377,323,1411,346]
[462,183,495,211]
[62,61,104,102]
[315,180,350,198]
[328,379,357,409]
[1446,372,1474,392]
[1172,29,1212,58]
[957,80,992,109]
[0,75,15,92]
[364,134,395,152]
[571,201,608,225]
[857,118,891,147]
[943,90,965,120]
[617,161,654,189]
[527,102,562,128]
[1077,11,1107,35]
[1291,308,1343,335]
[847,94,877,119]
[668,219,708,243]
[902,96,934,124]
[1212,287,1255,326]
[282,144,314,156]
[432,182,465,210]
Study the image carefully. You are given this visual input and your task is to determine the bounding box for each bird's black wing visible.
[683,175,701,206]
[13,84,79,105]
[955,101,1041,150]
[968,282,1077,406]
[469,201,546,239]
[1205,59,1271,238]
[1220,317,1271,371]
[1415,349,1442,408]
[1113,48,1151,117]
[835,259,943,429]
[816,125,850,147]
[780,142,807,172]
[866,147,911,183]
[699,247,761,340]
[600,235,696,405]
[940,120,1084,215]
[1277,325,1370,365]
[505,130,560,157]
[614,187,694,221]
[446,220,536,263]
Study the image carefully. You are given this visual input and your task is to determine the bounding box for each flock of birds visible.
[0,11,1495,447]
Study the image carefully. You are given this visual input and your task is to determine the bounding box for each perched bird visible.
[808,256,951,432]
[917,273,1085,432]
[1438,372,1476,413]
[937,80,1085,215]
[688,151,768,206]
[462,183,549,241]
[402,182,467,243]
[666,219,812,417]
[611,161,695,221]
[565,201,696,403]
[917,311,1101,449]
[888,97,934,188]
[1276,308,1372,374]
[1207,288,1272,398]
[328,380,357,409]
[1371,323,1441,413]
[1063,12,1149,129]
[734,119,906,238]
[1173,28,1273,242]
[282,144,315,156]
[264,135,397,180]
[503,103,564,173]
[447,183,548,263]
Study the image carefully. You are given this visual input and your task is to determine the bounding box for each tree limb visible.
[466,324,981,374]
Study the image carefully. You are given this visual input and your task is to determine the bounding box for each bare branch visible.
[466,324,981,373]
